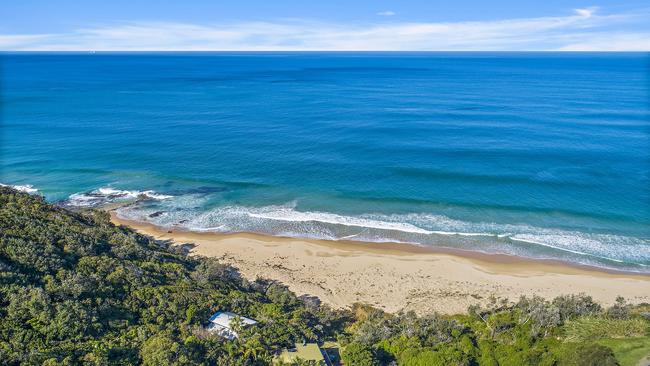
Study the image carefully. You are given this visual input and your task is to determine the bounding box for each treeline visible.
[1,186,648,365]
[340,295,649,365]
[0,187,345,365]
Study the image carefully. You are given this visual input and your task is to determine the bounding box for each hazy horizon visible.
[2,1,649,51]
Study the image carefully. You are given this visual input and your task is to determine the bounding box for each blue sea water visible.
[1,52,649,272]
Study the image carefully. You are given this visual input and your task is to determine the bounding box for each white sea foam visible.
[96,187,173,200]
[114,199,650,271]
[0,183,38,193]
[509,236,625,263]
[65,187,172,207]
[248,207,435,235]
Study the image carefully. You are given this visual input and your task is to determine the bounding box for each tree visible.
[140,333,180,365]
[191,258,240,285]
[341,342,378,366]
[242,333,266,361]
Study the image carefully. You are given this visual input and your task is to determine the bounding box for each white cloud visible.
[1,7,648,51]
[556,32,650,51]
[574,7,598,18]
[377,11,396,16]
[0,34,54,48]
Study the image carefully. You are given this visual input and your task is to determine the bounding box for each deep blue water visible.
[2,52,649,271]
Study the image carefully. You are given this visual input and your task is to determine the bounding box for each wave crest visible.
[0,183,38,193]
[64,187,172,208]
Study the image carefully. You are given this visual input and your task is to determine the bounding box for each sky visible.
[1,0,649,51]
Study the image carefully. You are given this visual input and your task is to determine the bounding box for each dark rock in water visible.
[179,219,189,224]
[149,211,165,218]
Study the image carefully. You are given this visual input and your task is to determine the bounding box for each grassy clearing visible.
[598,337,650,366]
[564,317,648,342]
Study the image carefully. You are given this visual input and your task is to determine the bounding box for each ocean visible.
[1,52,649,272]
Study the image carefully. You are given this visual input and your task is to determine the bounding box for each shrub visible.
[607,296,631,320]
[552,294,602,321]
[574,343,619,366]
[341,342,379,366]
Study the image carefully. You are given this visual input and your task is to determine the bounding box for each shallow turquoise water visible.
[2,52,649,271]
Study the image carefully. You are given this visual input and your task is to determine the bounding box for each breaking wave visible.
[64,187,173,208]
[111,196,650,272]
[0,183,38,193]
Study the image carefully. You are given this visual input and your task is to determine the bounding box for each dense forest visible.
[1,186,649,365]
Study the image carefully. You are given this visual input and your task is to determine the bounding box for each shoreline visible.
[109,210,647,276]
[110,212,650,314]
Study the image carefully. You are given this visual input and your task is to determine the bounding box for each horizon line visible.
[2,50,648,53]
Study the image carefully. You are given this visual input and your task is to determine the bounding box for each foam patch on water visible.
[0,183,38,193]
[248,207,435,235]
[509,234,626,263]
[64,187,173,208]
[114,197,650,271]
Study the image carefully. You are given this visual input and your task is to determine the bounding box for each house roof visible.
[208,311,257,329]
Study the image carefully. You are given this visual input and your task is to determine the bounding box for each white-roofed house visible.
[206,311,257,340]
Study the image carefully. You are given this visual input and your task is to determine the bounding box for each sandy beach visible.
[111,213,650,315]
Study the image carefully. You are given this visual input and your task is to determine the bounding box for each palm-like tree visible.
[242,334,265,361]
[223,341,238,359]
